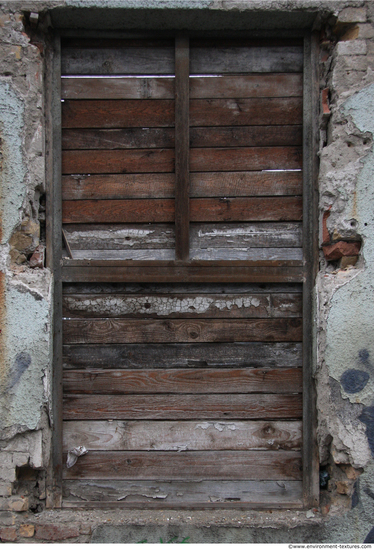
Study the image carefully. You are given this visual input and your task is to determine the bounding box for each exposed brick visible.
[0,526,17,542]
[337,7,367,24]
[339,255,358,269]
[321,88,331,119]
[322,241,361,261]
[34,524,80,541]
[336,40,367,56]
[30,244,45,268]
[322,208,331,245]
[0,496,29,512]
[19,524,35,538]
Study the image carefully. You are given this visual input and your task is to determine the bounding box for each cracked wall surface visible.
[1,0,374,543]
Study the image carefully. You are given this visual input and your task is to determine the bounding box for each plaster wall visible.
[1,0,374,543]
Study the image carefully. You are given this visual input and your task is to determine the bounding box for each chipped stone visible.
[337,40,368,56]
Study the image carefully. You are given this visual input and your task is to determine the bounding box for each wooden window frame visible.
[45,30,319,509]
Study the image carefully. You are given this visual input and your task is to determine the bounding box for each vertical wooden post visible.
[302,31,320,508]
[175,36,190,261]
[45,34,63,508]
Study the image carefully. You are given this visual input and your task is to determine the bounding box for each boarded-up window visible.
[59,36,314,509]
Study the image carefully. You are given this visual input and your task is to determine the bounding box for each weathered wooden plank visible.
[190,147,302,172]
[63,367,302,394]
[190,73,303,98]
[62,173,175,200]
[63,318,303,344]
[61,171,302,201]
[62,223,301,252]
[190,248,302,262]
[190,98,302,127]
[190,198,303,222]
[62,450,302,480]
[61,265,305,283]
[61,77,175,100]
[62,199,174,224]
[62,479,303,505]
[62,100,175,129]
[62,149,174,175]
[62,282,303,295]
[190,46,303,74]
[62,197,302,224]
[61,74,302,101]
[62,128,175,150]
[62,292,301,319]
[63,224,174,250]
[63,420,302,452]
[191,223,302,248]
[191,125,302,148]
[62,125,302,150]
[61,45,175,75]
[62,342,303,370]
[69,249,176,261]
[175,35,190,261]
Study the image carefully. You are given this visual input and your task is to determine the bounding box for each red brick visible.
[0,526,17,542]
[321,88,331,118]
[29,244,45,268]
[322,241,361,261]
[34,524,79,541]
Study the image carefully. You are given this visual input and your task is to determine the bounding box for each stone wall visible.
[1,0,374,543]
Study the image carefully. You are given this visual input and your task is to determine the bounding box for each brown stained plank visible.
[62,197,301,224]
[190,198,302,222]
[190,98,302,127]
[175,36,190,261]
[62,100,175,129]
[190,147,302,172]
[63,367,302,394]
[63,393,302,421]
[191,126,302,148]
[62,292,300,319]
[63,224,175,251]
[62,199,175,224]
[62,450,302,480]
[61,265,304,284]
[190,45,303,74]
[62,126,302,150]
[190,74,303,99]
[62,480,303,506]
[62,318,302,344]
[61,44,175,76]
[62,128,175,150]
[62,342,303,370]
[62,149,174,175]
[61,171,302,201]
[62,174,175,200]
[61,77,175,100]
[62,420,302,452]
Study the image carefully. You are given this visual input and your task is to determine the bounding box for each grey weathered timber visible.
[190,46,303,74]
[63,367,302,394]
[63,224,175,250]
[62,480,303,507]
[62,292,301,319]
[63,393,302,421]
[61,44,175,75]
[62,342,303,370]
[61,76,175,99]
[63,420,302,452]
[62,318,303,344]
[62,223,301,251]
[302,33,319,508]
[45,35,63,509]
[190,73,303,98]
[69,249,176,261]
